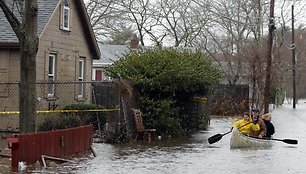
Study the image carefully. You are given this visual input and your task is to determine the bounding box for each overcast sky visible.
[275,0,306,27]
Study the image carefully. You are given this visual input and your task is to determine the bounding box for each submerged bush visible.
[38,103,106,132]
[107,48,222,136]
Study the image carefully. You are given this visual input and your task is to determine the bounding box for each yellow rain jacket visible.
[233,119,260,136]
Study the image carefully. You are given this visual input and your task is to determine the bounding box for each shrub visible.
[63,103,106,130]
[38,103,106,132]
[107,48,221,136]
[38,115,82,132]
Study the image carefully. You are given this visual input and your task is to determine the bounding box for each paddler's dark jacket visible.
[263,120,275,138]
[250,118,266,137]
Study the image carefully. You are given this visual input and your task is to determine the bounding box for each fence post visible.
[8,136,19,171]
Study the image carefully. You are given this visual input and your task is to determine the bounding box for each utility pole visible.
[264,0,275,114]
[291,3,296,108]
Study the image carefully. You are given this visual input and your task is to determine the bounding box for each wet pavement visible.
[1,101,306,173]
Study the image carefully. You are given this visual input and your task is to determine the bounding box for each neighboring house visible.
[92,45,129,81]
[0,0,100,111]
[92,34,139,81]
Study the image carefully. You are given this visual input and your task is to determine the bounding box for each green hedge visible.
[107,48,221,136]
[38,103,106,132]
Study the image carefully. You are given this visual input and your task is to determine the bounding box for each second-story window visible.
[61,4,70,31]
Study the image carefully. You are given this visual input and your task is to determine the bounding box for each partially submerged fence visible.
[92,80,137,142]
[0,81,132,143]
[8,125,93,170]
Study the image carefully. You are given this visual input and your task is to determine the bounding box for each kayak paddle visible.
[249,136,298,145]
[270,138,298,144]
[208,122,252,144]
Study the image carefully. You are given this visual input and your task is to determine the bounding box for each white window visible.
[62,5,70,31]
[48,54,56,97]
[78,58,85,98]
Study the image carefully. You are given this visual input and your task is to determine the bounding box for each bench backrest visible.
[132,108,145,131]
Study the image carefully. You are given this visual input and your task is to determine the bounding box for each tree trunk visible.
[0,0,39,133]
[18,0,39,133]
[264,0,275,114]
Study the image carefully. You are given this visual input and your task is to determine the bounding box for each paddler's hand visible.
[258,134,263,138]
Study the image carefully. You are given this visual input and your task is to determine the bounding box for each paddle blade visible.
[208,134,223,144]
[282,139,298,144]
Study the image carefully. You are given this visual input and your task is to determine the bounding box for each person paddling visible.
[232,112,260,136]
[262,113,275,138]
[250,108,267,138]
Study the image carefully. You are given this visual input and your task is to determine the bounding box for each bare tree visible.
[116,0,158,46]
[85,0,306,109]
[0,0,38,133]
[155,0,210,47]
[86,0,211,47]
[86,0,135,43]
[203,0,257,85]
[273,0,306,104]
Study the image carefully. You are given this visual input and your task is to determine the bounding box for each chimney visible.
[130,34,139,50]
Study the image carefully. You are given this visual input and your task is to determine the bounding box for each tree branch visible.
[0,0,22,39]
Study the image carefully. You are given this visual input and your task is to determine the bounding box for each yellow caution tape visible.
[0,108,120,115]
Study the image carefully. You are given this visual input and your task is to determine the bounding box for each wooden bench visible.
[131,108,156,142]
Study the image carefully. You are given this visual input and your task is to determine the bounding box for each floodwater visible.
[3,101,306,173]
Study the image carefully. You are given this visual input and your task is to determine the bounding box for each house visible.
[92,34,139,81]
[0,0,100,111]
[92,45,129,81]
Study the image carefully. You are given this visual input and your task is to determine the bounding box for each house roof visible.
[0,0,100,59]
[93,44,130,67]
[92,44,199,68]
[0,0,59,43]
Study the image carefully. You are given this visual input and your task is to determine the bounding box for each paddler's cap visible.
[252,108,260,112]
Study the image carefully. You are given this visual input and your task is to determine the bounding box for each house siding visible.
[35,0,93,105]
[38,0,93,82]
[0,0,97,112]
[0,50,9,82]
[0,49,20,82]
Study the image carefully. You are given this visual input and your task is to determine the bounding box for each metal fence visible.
[0,81,121,134]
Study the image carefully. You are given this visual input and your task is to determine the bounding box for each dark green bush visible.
[63,103,106,130]
[38,103,106,132]
[38,115,82,132]
[107,48,222,136]
[139,96,183,136]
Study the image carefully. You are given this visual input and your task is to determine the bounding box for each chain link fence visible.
[0,81,121,135]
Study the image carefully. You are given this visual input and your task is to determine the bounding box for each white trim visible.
[62,5,70,31]
[78,58,85,98]
[48,54,56,97]
[92,62,112,68]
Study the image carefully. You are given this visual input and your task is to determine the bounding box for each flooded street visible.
[2,101,305,173]
[39,101,306,174]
